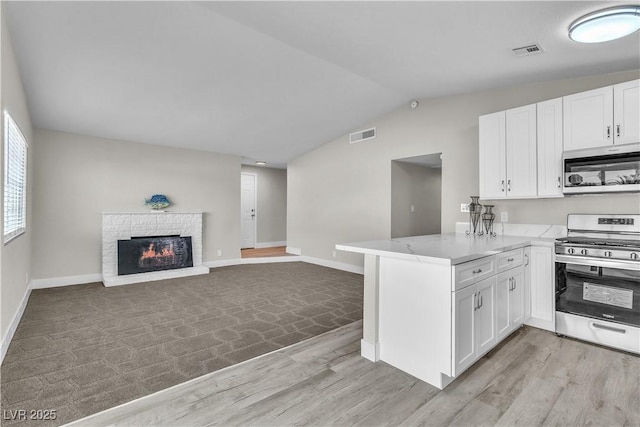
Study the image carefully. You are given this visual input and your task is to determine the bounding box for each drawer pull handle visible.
[472,268,482,274]
[591,323,626,334]
[507,257,514,262]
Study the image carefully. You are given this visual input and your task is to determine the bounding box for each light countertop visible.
[336,233,557,266]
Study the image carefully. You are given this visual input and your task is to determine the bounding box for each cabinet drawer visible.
[497,248,524,273]
[453,256,496,291]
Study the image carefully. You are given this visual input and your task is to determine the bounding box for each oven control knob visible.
[631,253,639,260]
[580,249,588,256]
[604,251,612,258]
[568,248,575,254]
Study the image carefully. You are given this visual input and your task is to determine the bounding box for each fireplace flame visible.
[140,243,175,259]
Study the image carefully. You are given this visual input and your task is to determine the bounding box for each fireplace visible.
[103,212,208,286]
[118,235,193,276]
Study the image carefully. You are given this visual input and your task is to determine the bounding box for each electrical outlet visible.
[501,212,509,222]
[332,251,337,258]
[410,204,415,213]
[461,203,470,213]
[217,249,222,257]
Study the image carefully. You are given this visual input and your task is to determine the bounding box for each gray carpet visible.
[0,262,363,426]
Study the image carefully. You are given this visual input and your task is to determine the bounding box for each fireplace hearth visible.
[118,235,193,276]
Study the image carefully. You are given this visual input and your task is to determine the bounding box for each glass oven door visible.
[555,255,640,327]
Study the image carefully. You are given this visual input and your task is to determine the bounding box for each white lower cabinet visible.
[496,267,525,342]
[525,245,555,331]
[375,245,553,390]
[453,276,496,376]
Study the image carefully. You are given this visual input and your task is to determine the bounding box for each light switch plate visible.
[461,203,470,213]
[501,212,508,222]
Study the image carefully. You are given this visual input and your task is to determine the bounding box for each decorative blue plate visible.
[144,194,170,210]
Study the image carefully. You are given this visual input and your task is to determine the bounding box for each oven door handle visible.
[591,322,627,334]
[555,254,640,271]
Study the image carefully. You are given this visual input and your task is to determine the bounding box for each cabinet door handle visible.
[501,180,505,192]
[557,176,561,188]
[508,277,513,291]
[479,293,483,308]
[473,292,478,311]
[524,254,529,266]
[472,268,482,274]
[513,278,516,289]
[507,179,511,192]
[607,125,611,139]
[616,124,620,138]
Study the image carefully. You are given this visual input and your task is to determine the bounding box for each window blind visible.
[4,112,28,243]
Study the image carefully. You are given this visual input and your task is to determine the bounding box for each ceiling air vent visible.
[349,127,376,144]
[512,43,545,57]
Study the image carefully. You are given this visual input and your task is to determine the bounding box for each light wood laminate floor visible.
[70,321,640,426]
[241,246,292,258]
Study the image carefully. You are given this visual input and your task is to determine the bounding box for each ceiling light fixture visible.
[569,5,640,43]
[255,161,267,166]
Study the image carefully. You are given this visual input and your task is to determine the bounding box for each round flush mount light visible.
[569,5,640,43]
[255,161,267,166]
[410,100,419,109]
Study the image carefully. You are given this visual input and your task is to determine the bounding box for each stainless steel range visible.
[555,214,639,354]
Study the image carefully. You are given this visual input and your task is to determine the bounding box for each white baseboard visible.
[285,246,302,255]
[300,256,364,275]
[360,339,380,362]
[254,241,287,249]
[1,284,32,364]
[31,273,103,289]
[30,256,363,289]
[205,255,364,275]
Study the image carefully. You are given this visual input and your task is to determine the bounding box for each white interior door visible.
[241,173,256,249]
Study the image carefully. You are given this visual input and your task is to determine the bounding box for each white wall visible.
[1,8,34,346]
[391,161,441,238]
[241,165,287,245]
[288,69,640,267]
[32,129,241,280]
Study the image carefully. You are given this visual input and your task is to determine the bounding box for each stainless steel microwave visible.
[563,143,640,194]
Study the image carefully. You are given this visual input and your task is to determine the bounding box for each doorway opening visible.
[240,166,290,258]
[391,153,442,238]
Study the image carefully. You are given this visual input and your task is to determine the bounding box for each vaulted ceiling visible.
[5,1,639,168]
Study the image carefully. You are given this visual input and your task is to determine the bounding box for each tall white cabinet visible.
[563,79,639,150]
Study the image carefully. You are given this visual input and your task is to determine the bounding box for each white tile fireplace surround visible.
[102,212,209,286]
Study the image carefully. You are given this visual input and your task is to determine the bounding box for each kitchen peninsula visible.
[337,227,562,389]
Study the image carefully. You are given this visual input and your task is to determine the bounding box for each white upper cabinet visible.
[479,111,506,198]
[563,79,639,150]
[479,105,536,199]
[563,86,613,150]
[614,79,640,145]
[506,105,537,198]
[537,98,564,198]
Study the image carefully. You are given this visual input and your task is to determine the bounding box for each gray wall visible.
[287,69,640,267]
[32,129,241,280]
[1,7,34,343]
[241,165,287,245]
[391,161,441,238]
